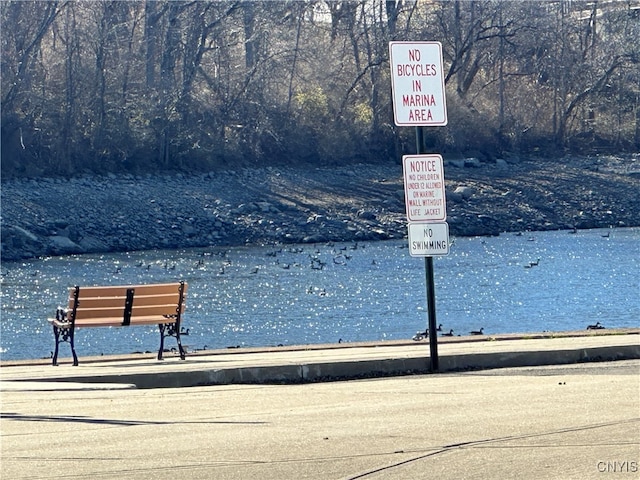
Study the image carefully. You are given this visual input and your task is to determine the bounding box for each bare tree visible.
[2,0,639,178]
[1,1,65,173]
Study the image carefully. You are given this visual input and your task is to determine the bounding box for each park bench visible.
[47,281,188,366]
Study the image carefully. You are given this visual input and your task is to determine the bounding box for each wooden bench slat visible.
[68,283,186,298]
[72,304,183,320]
[67,294,186,310]
[78,315,180,327]
[50,315,180,328]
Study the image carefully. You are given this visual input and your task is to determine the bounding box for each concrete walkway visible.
[1,329,638,388]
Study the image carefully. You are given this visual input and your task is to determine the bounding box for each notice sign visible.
[389,41,447,126]
[403,154,446,222]
[408,222,450,257]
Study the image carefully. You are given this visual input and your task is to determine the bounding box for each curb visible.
[22,341,640,389]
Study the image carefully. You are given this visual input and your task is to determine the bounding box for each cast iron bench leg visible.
[157,324,166,360]
[52,325,79,366]
[176,330,186,360]
[157,323,186,361]
[52,325,60,366]
[70,328,79,366]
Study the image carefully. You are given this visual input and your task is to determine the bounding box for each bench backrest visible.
[65,282,187,327]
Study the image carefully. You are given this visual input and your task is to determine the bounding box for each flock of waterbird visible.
[412,321,606,341]
[90,229,613,345]
[411,324,484,341]
[121,241,369,277]
[19,226,613,282]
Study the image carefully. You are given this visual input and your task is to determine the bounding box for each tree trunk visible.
[157,2,182,168]
[635,101,640,149]
[60,5,77,175]
[243,2,257,70]
[144,0,164,90]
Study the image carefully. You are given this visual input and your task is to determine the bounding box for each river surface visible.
[1,227,638,361]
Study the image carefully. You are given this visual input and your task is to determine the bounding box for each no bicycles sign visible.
[389,41,447,126]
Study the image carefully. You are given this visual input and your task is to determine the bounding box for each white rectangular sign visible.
[389,41,447,126]
[408,222,450,257]
[403,154,446,222]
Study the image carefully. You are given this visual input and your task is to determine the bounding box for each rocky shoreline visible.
[2,154,639,262]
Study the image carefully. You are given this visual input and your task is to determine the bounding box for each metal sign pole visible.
[425,256,439,371]
[415,126,439,372]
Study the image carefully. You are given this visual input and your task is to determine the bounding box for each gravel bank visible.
[2,155,639,262]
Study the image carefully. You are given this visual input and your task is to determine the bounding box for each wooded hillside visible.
[2,0,639,178]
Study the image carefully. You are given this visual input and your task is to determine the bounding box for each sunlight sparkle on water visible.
[1,228,638,360]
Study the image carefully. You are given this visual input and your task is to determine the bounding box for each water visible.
[1,228,638,361]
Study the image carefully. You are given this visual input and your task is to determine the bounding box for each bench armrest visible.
[56,307,68,321]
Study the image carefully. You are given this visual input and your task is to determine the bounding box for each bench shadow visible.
[0,412,267,426]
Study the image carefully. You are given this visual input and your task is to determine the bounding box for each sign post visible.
[416,127,442,372]
[390,41,448,372]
